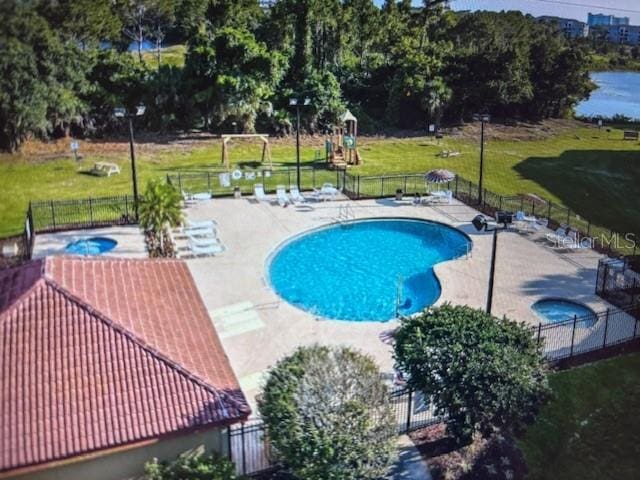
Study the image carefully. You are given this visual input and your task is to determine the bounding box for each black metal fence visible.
[338,172,639,258]
[166,165,343,197]
[596,257,640,311]
[227,302,640,477]
[27,195,138,234]
[227,386,440,477]
[534,304,640,362]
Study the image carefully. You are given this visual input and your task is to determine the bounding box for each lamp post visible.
[289,97,311,190]
[114,105,145,219]
[472,113,490,205]
[472,212,513,314]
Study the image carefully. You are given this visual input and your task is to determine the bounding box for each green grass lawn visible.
[519,353,640,480]
[140,44,186,68]
[1,124,639,237]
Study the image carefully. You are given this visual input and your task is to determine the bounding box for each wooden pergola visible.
[221,134,272,169]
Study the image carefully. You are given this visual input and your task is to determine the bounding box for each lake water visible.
[575,71,640,120]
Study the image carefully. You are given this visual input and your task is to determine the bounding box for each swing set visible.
[221,134,273,170]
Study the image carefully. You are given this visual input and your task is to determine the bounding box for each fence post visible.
[602,308,610,348]
[537,323,542,345]
[587,221,591,237]
[89,198,94,225]
[405,389,413,433]
[227,426,232,461]
[207,172,212,192]
[178,173,182,192]
[125,196,129,220]
[547,201,552,224]
[570,315,577,357]
[312,168,316,189]
[566,208,571,227]
[357,175,361,199]
[241,423,246,475]
[454,176,459,197]
[50,201,56,230]
[381,176,385,197]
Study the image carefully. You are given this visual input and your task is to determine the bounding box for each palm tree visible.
[138,179,183,256]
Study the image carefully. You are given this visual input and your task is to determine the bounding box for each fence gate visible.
[228,420,276,477]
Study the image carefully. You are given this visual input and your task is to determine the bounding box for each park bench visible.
[90,162,121,177]
[623,130,639,141]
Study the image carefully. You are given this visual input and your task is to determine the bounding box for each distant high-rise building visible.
[588,13,630,27]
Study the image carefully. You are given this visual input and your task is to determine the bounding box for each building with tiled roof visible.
[0,257,250,479]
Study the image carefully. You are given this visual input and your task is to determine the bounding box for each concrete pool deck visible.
[182,195,610,408]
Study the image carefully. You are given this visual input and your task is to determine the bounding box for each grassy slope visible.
[1,125,639,237]
[140,44,186,68]
[519,353,640,480]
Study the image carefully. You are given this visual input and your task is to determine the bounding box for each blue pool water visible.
[532,299,597,327]
[268,219,471,322]
[65,237,117,256]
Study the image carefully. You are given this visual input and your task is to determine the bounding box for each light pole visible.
[472,113,490,205]
[289,97,311,190]
[472,211,513,314]
[114,105,145,219]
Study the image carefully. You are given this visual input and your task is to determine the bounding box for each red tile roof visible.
[0,257,250,473]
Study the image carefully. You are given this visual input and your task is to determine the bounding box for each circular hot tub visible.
[532,298,597,327]
[65,237,118,256]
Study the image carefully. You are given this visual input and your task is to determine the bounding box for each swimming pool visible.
[65,237,118,256]
[267,218,471,322]
[532,298,597,327]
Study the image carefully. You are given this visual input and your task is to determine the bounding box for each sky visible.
[373,1,640,24]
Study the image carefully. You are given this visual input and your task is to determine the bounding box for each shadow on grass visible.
[513,150,640,235]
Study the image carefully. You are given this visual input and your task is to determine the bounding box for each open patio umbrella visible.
[425,169,455,191]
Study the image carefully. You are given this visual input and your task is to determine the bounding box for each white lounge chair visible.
[187,234,221,247]
[515,211,538,232]
[313,183,339,201]
[254,183,269,202]
[276,185,291,207]
[188,239,225,257]
[562,230,587,250]
[185,219,217,230]
[289,186,306,203]
[184,225,216,237]
[546,227,568,244]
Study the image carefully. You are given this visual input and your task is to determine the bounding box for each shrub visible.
[138,179,183,257]
[259,345,396,480]
[144,451,241,480]
[394,304,550,445]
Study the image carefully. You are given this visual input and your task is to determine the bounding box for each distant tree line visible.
[0,0,594,151]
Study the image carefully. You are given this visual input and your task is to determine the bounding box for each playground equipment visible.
[221,134,272,170]
[326,110,361,168]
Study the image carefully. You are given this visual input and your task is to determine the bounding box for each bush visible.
[259,345,396,480]
[145,451,241,480]
[394,304,550,445]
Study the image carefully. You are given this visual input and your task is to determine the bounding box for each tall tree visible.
[0,1,87,151]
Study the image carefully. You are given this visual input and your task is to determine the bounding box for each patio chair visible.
[187,233,221,247]
[563,230,587,250]
[276,185,291,207]
[185,219,217,230]
[289,186,307,203]
[546,227,568,244]
[515,211,538,232]
[184,225,216,237]
[187,238,225,257]
[254,183,269,202]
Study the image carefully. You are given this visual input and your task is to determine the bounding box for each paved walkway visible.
[388,435,432,480]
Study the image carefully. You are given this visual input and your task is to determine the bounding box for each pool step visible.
[210,302,265,339]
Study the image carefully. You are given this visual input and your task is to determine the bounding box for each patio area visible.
[180,194,610,408]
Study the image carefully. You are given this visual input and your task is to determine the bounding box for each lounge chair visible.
[276,185,291,207]
[254,183,269,202]
[185,219,217,229]
[184,225,216,237]
[546,227,568,244]
[289,186,306,203]
[187,234,221,247]
[515,211,538,232]
[563,230,587,250]
[187,239,225,257]
[313,183,339,201]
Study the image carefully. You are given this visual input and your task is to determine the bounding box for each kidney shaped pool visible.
[267,218,471,322]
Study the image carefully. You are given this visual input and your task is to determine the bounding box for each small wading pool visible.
[532,298,598,327]
[65,237,118,256]
[267,218,471,322]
